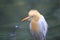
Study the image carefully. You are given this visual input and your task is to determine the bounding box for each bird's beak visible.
[21,17,30,22]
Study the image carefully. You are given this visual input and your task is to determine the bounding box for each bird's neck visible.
[31,15,41,32]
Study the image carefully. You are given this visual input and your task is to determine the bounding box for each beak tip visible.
[21,20,24,22]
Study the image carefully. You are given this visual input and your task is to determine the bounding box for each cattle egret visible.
[21,10,48,40]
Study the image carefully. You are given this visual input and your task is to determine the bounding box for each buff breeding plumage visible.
[21,10,48,40]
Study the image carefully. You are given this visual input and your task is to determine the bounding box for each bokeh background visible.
[0,0,60,40]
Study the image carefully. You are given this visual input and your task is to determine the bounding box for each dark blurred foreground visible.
[0,0,60,40]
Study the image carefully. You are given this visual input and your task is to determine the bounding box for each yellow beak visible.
[21,17,30,22]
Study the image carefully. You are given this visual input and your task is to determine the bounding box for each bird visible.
[21,9,48,40]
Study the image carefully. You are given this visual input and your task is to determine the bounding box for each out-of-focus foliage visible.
[0,0,60,40]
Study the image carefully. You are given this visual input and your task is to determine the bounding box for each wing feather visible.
[38,15,48,38]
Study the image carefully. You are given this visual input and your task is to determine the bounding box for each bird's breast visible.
[31,21,39,32]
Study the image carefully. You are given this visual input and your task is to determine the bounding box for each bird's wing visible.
[38,15,48,37]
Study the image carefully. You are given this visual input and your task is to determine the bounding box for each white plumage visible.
[38,15,48,39]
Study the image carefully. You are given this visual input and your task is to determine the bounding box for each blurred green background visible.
[0,0,60,40]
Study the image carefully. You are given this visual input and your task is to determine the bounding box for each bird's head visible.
[21,10,41,22]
